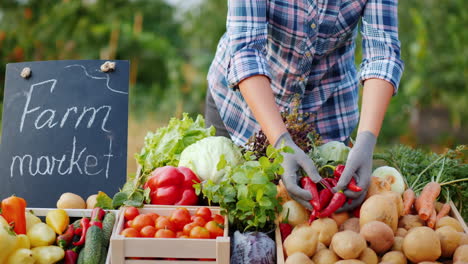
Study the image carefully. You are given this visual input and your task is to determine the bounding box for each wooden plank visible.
[126,261,215,264]
[449,201,468,233]
[275,221,285,264]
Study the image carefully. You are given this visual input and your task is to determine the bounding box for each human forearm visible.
[238,75,287,144]
[357,78,394,137]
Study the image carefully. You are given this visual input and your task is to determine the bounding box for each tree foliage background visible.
[0,0,466,155]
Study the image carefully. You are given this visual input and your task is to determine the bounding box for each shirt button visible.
[305,52,311,57]
[311,23,317,29]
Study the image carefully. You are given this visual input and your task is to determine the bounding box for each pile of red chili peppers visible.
[300,164,362,223]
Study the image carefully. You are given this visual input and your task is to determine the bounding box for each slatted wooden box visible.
[109,205,230,264]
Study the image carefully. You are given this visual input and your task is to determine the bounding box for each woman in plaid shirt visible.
[205,0,404,211]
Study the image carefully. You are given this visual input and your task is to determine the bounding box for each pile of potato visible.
[281,191,468,264]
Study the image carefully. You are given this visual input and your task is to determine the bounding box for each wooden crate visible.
[275,202,467,264]
[109,205,230,264]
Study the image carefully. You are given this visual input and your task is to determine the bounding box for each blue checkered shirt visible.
[207,0,404,146]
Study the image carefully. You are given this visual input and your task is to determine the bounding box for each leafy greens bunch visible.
[195,145,290,232]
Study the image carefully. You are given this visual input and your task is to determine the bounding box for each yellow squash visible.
[0,216,18,264]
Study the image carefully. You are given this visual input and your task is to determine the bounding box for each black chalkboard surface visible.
[0,60,129,207]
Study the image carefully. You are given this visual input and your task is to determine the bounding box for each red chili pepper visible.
[279,208,292,241]
[318,188,333,210]
[318,191,347,218]
[1,196,27,234]
[90,207,105,229]
[353,205,361,218]
[73,218,90,246]
[325,177,338,186]
[300,177,320,211]
[347,178,363,192]
[74,228,82,235]
[334,164,346,178]
[64,249,79,264]
[319,178,334,192]
[308,209,318,224]
[57,224,75,249]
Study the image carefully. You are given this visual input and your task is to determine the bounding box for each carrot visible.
[415,182,441,221]
[427,208,437,228]
[403,189,416,215]
[436,203,451,221]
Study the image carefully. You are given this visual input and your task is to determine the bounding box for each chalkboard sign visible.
[0,60,129,207]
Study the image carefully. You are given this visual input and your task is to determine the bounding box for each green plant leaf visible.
[95,191,114,209]
[256,189,264,202]
[217,154,227,171]
[232,171,249,184]
[112,191,129,208]
[237,184,248,199]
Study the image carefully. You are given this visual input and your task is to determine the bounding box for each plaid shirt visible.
[207,0,404,146]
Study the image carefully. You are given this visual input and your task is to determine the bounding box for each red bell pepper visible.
[64,249,79,264]
[318,188,333,210]
[1,196,27,234]
[279,209,292,242]
[144,166,201,205]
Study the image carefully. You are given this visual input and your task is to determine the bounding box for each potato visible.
[56,192,86,209]
[316,242,327,252]
[396,228,407,237]
[381,251,407,264]
[380,191,404,217]
[335,260,365,264]
[285,252,314,264]
[360,221,394,254]
[332,212,350,227]
[311,218,338,246]
[86,194,98,209]
[453,244,468,262]
[358,248,378,264]
[460,232,468,245]
[392,236,404,252]
[312,249,340,264]
[398,214,424,230]
[284,225,318,257]
[280,200,309,227]
[418,262,441,264]
[436,226,461,257]
[341,218,360,233]
[331,230,367,259]
[402,226,441,262]
[436,216,463,232]
[360,194,398,233]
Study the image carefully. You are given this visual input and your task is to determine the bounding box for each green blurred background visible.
[0,0,466,173]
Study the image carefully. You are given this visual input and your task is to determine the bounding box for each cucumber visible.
[102,212,116,248]
[99,246,108,264]
[83,225,103,264]
[77,249,85,264]
[72,218,83,229]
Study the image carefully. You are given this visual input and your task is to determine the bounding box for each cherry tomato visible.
[212,214,224,225]
[155,216,176,231]
[155,228,176,238]
[131,214,154,231]
[191,216,207,227]
[140,226,157,237]
[170,208,191,231]
[183,222,198,236]
[205,221,224,238]
[120,227,140,237]
[124,206,139,221]
[176,231,184,238]
[195,207,212,222]
[146,213,160,224]
[189,226,211,239]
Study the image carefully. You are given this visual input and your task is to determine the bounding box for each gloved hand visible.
[274,132,322,210]
[334,131,377,200]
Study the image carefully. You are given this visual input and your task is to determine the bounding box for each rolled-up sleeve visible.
[226,0,271,89]
[359,0,404,94]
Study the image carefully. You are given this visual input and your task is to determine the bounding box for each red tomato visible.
[195,207,212,222]
[176,231,184,238]
[189,226,211,239]
[212,214,224,225]
[179,235,189,239]
[205,221,224,238]
[191,216,207,227]
[155,228,176,238]
[155,216,176,231]
[124,220,133,229]
[120,227,140,237]
[146,213,160,224]
[170,208,191,231]
[182,222,197,236]
[124,207,139,221]
[140,226,157,237]
[131,214,154,231]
